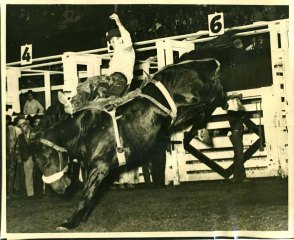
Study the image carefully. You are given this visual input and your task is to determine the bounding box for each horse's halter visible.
[39,138,69,184]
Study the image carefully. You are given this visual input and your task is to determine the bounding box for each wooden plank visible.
[183,167,274,182]
[184,141,229,179]
[183,149,267,161]
[184,172,228,181]
[206,118,264,130]
[189,134,260,149]
[182,157,268,172]
[212,103,263,116]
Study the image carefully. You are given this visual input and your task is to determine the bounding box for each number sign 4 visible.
[208,12,225,36]
[21,44,32,65]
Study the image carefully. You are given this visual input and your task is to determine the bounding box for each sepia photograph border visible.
[1,0,294,239]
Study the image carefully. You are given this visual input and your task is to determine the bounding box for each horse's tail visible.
[177,30,238,63]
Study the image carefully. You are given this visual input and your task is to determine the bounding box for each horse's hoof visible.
[56,226,69,231]
[56,221,71,231]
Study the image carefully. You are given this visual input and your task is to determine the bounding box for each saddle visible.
[80,88,143,167]
[80,88,142,111]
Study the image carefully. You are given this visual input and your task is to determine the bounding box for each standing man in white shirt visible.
[58,13,136,114]
[23,90,44,115]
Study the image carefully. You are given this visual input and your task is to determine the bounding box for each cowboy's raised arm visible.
[109,13,132,48]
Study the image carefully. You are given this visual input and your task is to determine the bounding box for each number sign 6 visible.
[208,12,225,36]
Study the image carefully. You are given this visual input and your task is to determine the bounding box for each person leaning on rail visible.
[58,13,136,114]
[6,115,22,199]
[225,92,248,183]
[14,115,40,198]
[23,90,44,115]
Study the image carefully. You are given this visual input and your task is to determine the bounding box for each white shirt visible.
[106,26,135,84]
[23,99,44,115]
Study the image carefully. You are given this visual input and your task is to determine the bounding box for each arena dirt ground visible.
[6,177,288,234]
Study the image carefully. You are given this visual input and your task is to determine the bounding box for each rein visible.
[39,138,67,153]
[39,138,69,184]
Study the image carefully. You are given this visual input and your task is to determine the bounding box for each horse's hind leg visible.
[56,161,109,230]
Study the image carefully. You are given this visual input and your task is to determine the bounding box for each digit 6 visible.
[210,15,222,34]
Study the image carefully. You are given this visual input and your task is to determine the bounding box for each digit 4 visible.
[22,46,31,62]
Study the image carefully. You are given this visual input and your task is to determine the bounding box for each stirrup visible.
[116,147,126,166]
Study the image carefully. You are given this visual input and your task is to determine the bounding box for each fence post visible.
[266,20,289,177]
[6,68,21,114]
[44,72,51,109]
[62,52,79,95]
[62,52,102,96]
[156,40,166,70]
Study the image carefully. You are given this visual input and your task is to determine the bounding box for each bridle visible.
[39,138,70,184]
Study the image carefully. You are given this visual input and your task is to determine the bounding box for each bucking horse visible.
[30,33,258,230]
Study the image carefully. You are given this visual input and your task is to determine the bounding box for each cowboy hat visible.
[106,29,121,41]
[227,92,245,112]
[26,89,35,96]
[16,115,29,127]
[227,92,243,100]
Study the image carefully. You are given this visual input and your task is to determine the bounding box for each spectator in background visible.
[18,8,30,24]
[29,114,42,130]
[250,6,264,23]
[6,115,22,198]
[125,10,140,42]
[23,90,44,115]
[141,135,168,188]
[148,17,164,38]
[226,92,247,183]
[264,6,278,21]
[15,116,39,198]
[30,115,44,197]
[117,168,139,189]
[245,37,257,51]
[278,6,288,19]
[232,38,250,65]
[141,161,152,186]
[247,36,268,57]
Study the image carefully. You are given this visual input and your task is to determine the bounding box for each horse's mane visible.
[40,102,70,130]
[40,109,103,151]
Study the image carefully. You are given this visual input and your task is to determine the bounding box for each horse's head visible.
[32,109,101,194]
[33,141,71,194]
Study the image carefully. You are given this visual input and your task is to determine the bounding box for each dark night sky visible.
[6,4,117,62]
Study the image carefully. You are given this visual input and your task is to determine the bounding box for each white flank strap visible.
[154,81,177,118]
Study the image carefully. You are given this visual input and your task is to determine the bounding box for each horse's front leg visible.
[56,161,109,231]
